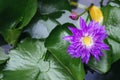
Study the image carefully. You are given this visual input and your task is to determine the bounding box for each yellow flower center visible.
[82,36,92,46]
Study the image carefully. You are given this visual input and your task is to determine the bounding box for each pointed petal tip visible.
[79,17,87,30]
[99,52,104,57]
[68,26,79,34]
[63,36,73,42]
[102,43,110,50]
[82,59,89,64]
[81,56,90,64]
[80,17,84,21]
[68,26,74,30]
[95,55,100,61]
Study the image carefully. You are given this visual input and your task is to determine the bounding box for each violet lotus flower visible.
[63,17,109,64]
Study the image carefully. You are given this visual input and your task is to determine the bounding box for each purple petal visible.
[68,27,83,37]
[82,55,90,64]
[88,20,94,28]
[100,43,110,50]
[80,48,90,63]
[68,26,79,34]
[71,53,81,58]
[94,42,109,50]
[94,54,100,61]
[80,17,87,30]
[98,51,104,57]
[63,36,73,43]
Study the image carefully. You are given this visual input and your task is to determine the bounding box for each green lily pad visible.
[38,0,71,14]
[102,5,120,63]
[45,24,85,80]
[88,51,112,73]
[0,0,37,45]
[2,38,75,80]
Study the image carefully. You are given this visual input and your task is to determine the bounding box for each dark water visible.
[85,60,120,80]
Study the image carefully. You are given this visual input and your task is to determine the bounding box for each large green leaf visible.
[2,38,74,80]
[0,0,37,45]
[37,52,74,80]
[0,48,9,65]
[107,38,120,63]
[38,0,71,14]
[102,5,120,63]
[110,0,120,5]
[88,51,112,73]
[3,29,22,45]
[45,24,85,80]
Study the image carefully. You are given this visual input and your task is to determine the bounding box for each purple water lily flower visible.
[63,17,109,64]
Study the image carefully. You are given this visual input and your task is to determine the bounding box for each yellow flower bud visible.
[89,5,103,23]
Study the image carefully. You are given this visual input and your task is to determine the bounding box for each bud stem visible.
[70,1,87,9]
[78,10,87,17]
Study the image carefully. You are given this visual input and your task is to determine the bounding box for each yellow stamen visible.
[82,36,92,46]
